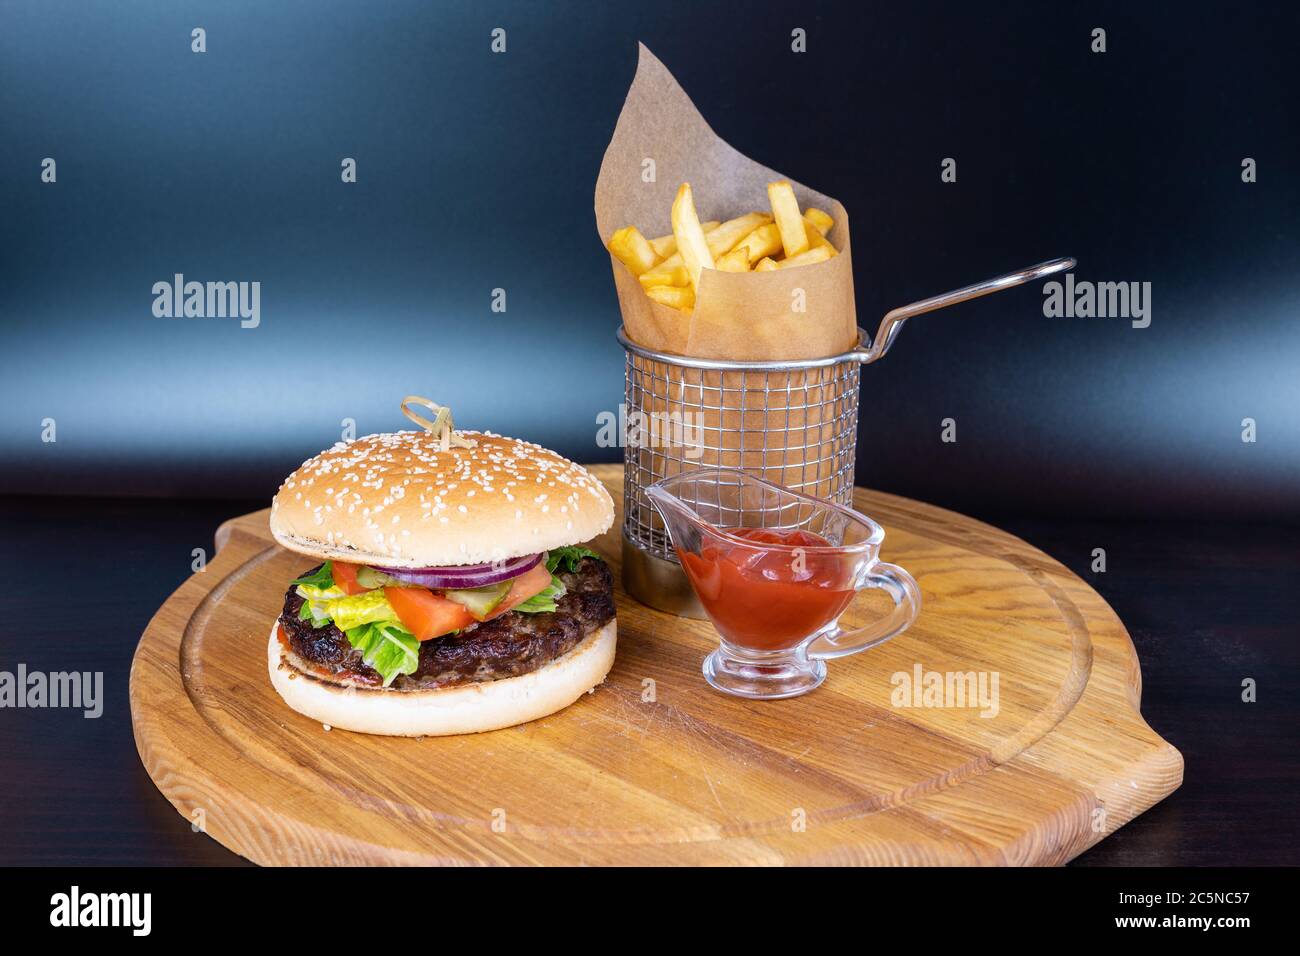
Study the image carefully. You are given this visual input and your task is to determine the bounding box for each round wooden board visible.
[130,466,1181,865]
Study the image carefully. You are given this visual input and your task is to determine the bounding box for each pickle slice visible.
[355,566,394,590]
[442,581,511,620]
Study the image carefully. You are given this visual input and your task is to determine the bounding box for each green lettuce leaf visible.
[292,563,336,589]
[514,574,567,614]
[511,547,601,614]
[344,620,419,687]
[321,589,400,631]
[545,545,601,574]
[297,583,347,603]
[298,600,331,628]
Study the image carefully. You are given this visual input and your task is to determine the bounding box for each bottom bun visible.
[268,619,617,737]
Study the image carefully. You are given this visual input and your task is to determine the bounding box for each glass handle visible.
[807,562,921,660]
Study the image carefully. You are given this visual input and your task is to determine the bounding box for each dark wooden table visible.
[1,495,1295,866]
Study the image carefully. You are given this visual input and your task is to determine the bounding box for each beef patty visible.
[277,558,615,691]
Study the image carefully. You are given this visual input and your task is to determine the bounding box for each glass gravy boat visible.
[647,468,921,699]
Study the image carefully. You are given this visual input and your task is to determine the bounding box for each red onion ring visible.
[374,552,543,589]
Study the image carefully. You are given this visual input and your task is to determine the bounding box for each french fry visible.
[767,181,808,258]
[653,214,770,267]
[644,284,695,311]
[638,264,690,288]
[734,222,782,264]
[607,226,658,276]
[623,185,839,309]
[776,245,833,269]
[648,221,718,259]
[647,235,674,259]
[715,247,751,272]
[802,215,836,252]
[704,212,773,258]
[671,182,714,293]
[804,207,834,236]
[654,223,725,270]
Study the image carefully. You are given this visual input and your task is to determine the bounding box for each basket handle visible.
[857,256,1075,364]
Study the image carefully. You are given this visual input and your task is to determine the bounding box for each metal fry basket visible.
[619,328,869,617]
[617,256,1076,617]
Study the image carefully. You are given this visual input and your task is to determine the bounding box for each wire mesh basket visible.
[615,256,1076,615]
[619,326,869,615]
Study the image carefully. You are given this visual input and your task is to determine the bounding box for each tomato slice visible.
[331,561,370,595]
[486,562,554,620]
[384,586,476,641]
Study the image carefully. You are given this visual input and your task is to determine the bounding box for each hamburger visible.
[267,419,617,736]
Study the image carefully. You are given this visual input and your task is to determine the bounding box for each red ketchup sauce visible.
[677,527,856,651]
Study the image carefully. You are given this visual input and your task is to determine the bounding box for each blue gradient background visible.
[2,0,1297,519]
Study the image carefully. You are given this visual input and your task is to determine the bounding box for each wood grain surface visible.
[129,465,1181,865]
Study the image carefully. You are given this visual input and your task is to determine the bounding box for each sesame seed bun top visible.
[269,431,615,568]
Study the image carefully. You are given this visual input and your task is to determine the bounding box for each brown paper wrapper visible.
[597,44,860,513]
[596,43,858,361]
